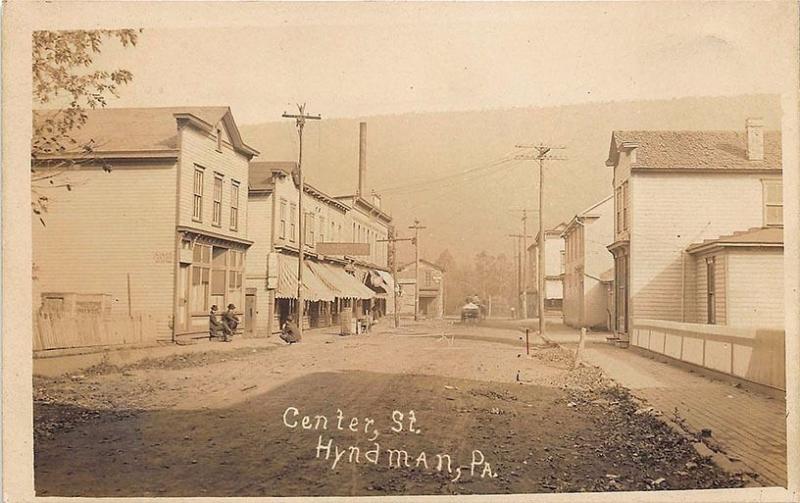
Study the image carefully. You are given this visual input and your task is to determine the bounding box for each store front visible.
[175,228,250,338]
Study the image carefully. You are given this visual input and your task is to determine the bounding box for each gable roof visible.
[606,130,781,171]
[398,259,444,273]
[248,161,295,193]
[686,227,783,254]
[563,195,613,236]
[33,106,259,159]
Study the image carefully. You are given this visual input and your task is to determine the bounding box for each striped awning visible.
[276,255,336,301]
[308,262,375,300]
[376,270,395,293]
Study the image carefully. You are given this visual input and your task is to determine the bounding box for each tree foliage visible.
[31,29,141,224]
[439,250,516,316]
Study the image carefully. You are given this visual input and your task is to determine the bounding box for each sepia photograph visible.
[2,1,799,501]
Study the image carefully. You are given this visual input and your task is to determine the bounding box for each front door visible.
[245,293,256,335]
[614,252,629,335]
[177,263,191,333]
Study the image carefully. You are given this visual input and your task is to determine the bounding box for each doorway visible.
[245,292,256,335]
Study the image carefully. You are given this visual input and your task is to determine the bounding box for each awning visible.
[309,262,375,300]
[371,270,396,294]
[366,270,388,293]
[276,255,336,301]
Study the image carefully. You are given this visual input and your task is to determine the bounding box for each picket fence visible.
[33,312,158,351]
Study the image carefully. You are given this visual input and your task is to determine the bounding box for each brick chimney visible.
[746,117,764,161]
[358,122,367,195]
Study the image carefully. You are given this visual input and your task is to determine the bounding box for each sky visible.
[74,2,795,124]
[29,1,797,261]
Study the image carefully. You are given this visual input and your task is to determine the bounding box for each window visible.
[228,250,243,290]
[279,199,288,239]
[763,179,783,226]
[289,204,297,242]
[331,221,336,242]
[193,166,204,221]
[230,181,240,231]
[706,257,716,324]
[216,127,223,152]
[615,182,629,233]
[191,244,211,312]
[425,270,433,286]
[319,216,325,243]
[560,250,566,273]
[622,182,629,231]
[307,213,315,245]
[212,174,223,226]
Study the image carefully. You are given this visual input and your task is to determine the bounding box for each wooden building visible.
[32,107,259,347]
[605,118,783,341]
[561,195,614,330]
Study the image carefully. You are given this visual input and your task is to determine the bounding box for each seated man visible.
[222,303,239,342]
[280,315,301,344]
[209,305,225,340]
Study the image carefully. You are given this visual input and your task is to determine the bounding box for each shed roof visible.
[606,130,781,171]
[686,227,783,254]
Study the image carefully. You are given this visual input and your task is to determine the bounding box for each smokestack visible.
[358,122,367,196]
[746,117,764,161]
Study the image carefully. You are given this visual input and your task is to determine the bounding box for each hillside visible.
[239,94,781,262]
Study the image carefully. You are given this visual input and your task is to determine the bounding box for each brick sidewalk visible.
[539,322,787,487]
[581,339,787,487]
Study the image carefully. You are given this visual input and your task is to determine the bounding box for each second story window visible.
[615,181,630,234]
[212,174,223,227]
[319,216,325,243]
[763,179,783,227]
[193,166,204,222]
[230,181,240,231]
[279,199,288,239]
[290,203,297,242]
[307,213,315,245]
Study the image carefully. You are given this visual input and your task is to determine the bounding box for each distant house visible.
[605,118,783,340]
[32,107,259,347]
[526,223,566,315]
[397,260,444,318]
[561,195,614,330]
[685,227,783,328]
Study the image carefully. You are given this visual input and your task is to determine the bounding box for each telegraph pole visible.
[509,208,536,318]
[509,232,533,318]
[515,144,566,338]
[283,104,321,339]
[408,219,426,321]
[378,232,415,328]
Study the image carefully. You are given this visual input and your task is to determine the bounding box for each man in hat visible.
[209,305,225,340]
[222,303,239,342]
[280,314,301,344]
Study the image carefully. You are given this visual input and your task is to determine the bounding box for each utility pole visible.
[509,232,533,318]
[509,208,536,319]
[515,144,566,338]
[283,103,321,340]
[378,232,415,328]
[408,219,426,321]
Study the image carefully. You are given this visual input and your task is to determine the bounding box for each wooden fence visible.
[34,312,159,352]
[632,319,785,390]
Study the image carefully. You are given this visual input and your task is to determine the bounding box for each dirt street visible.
[34,321,745,497]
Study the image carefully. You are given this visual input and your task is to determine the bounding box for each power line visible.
[374,148,523,194]
[515,143,567,335]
